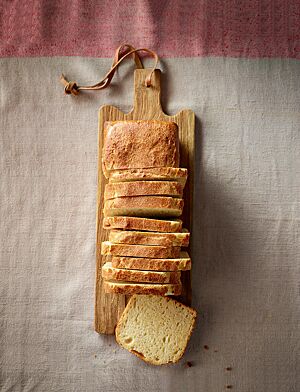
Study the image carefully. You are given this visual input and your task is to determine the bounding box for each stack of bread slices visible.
[101,120,191,296]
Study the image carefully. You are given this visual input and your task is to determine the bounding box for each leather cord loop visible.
[60,44,158,96]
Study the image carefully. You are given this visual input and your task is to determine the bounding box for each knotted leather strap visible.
[60,44,159,96]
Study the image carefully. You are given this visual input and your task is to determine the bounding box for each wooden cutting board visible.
[95,68,195,334]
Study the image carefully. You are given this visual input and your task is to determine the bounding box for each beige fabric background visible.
[0,57,299,391]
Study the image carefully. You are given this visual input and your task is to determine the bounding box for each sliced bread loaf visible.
[108,167,187,185]
[102,121,179,176]
[101,241,181,259]
[103,216,183,233]
[104,196,183,218]
[109,230,190,247]
[109,252,191,271]
[102,262,181,284]
[115,295,197,365]
[104,181,184,200]
[103,281,182,296]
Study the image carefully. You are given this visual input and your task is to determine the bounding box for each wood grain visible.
[95,69,195,334]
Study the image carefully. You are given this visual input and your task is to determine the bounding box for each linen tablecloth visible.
[0,2,299,391]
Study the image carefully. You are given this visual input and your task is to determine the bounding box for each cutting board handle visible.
[133,69,163,118]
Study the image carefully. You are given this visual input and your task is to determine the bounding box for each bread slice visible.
[102,121,179,176]
[104,181,184,200]
[104,196,183,218]
[108,167,187,185]
[103,216,183,233]
[101,241,181,259]
[115,295,197,365]
[109,230,190,247]
[103,281,182,296]
[109,252,191,271]
[102,262,181,284]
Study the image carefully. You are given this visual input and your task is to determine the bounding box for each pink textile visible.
[1,0,300,59]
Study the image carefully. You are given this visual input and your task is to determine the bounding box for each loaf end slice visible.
[115,295,197,365]
[102,121,179,176]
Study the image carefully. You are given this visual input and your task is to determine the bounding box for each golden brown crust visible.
[108,167,187,183]
[103,216,183,233]
[109,230,190,247]
[101,241,181,259]
[105,196,183,210]
[110,255,192,271]
[102,121,179,176]
[104,181,183,200]
[103,281,182,296]
[102,264,181,284]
